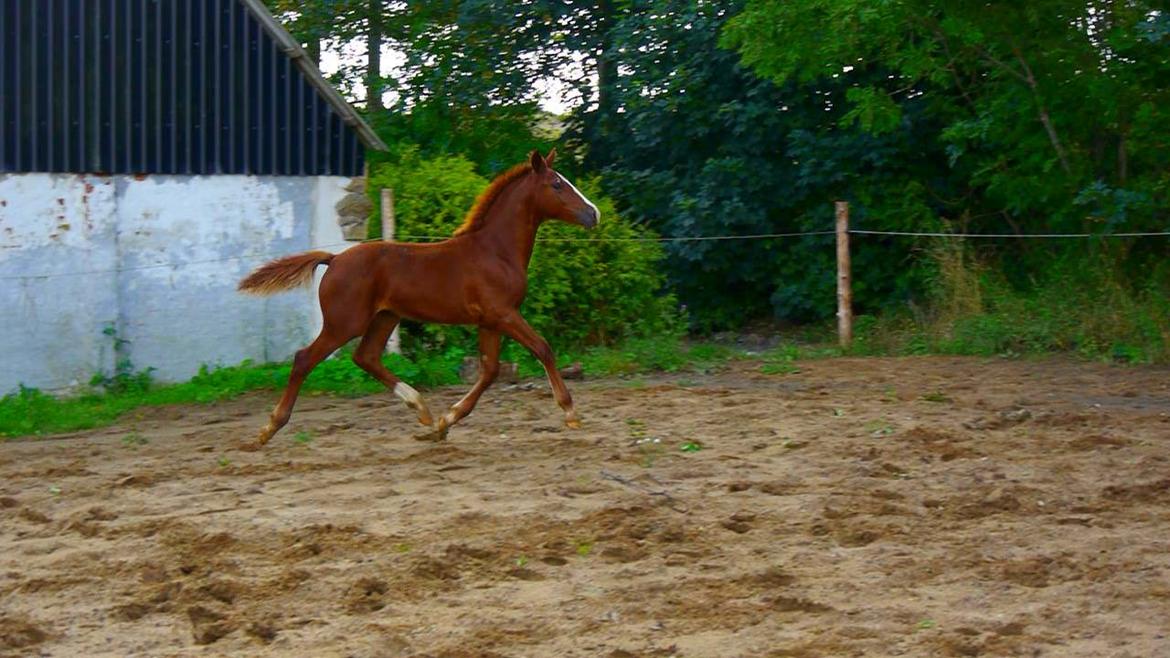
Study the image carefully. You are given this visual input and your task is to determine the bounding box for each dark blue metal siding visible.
[0,0,364,176]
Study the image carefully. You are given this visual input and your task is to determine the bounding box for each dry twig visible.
[599,469,689,513]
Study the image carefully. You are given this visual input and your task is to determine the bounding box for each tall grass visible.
[854,240,1170,363]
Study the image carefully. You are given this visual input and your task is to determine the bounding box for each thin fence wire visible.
[0,230,839,280]
[849,229,1170,239]
[392,230,838,244]
[3,226,1167,281]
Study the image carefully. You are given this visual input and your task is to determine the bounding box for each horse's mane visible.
[452,163,533,236]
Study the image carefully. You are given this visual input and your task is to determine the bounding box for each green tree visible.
[576,0,947,327]
[262,0,400,110]
[723,1,1170,233]
[373,1,633,168]
[723,0,1170,321]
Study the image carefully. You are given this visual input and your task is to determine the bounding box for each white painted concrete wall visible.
[0,173,353,394]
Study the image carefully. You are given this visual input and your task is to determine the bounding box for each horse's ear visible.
[530,150,547,173]
[545,148,557,167]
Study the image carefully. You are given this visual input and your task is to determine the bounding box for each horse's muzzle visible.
[576,208,599,229]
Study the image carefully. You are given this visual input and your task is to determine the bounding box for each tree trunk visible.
[1013,50,1071,174]
[1035,104,1071,175]
[584,0,617,168]
[1117,128,1128,185]
[367,0,383,113]
[306,37,320,66]
[596,0,616,120]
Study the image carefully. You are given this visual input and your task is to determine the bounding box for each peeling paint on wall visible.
[0,173,351,393]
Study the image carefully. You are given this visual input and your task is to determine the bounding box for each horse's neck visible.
[473,178,540,270]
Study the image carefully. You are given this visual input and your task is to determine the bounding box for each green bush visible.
[367,144,488,241]
[366,147,683,357]
[520,188,683,347]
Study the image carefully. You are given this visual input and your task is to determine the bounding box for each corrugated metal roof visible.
[0,0,385,177]
[239,0,386,153]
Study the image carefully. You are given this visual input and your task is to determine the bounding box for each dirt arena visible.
[2,356,1168,657]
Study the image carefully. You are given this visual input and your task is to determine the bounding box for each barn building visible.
[0,0,386,394]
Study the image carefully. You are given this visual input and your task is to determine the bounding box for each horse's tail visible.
[237,250,334,296]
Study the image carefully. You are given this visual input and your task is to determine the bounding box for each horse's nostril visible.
[576,208,598,228]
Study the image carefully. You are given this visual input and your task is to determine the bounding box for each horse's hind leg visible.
[352,311,434,427]
[249,328,351,449]
[435,329,501,439]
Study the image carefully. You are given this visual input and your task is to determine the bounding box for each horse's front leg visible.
[496,312,580,429]
[434,329,502,439]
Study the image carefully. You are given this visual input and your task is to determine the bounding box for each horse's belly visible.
[381,283,481,326]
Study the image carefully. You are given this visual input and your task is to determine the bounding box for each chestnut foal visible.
[238,150,599,448]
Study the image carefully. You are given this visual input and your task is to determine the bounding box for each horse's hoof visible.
[241,427,272,451]
[565,417,582,430]
[413,427,447,442]
[410,416,446,441]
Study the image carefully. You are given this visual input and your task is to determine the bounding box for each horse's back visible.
[320,239,482,325]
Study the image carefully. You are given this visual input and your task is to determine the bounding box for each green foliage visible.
[369,104,557,181]
[367,144,488,241]
[522,188,684,348]
[758,344,811,374]
[89,366,154,396]
[581,0,943,329]
[722,0,1170,329]
[269,0,1169,349]
[760,360,800,376]
[558,336,689,377]
[841,87,903,135]
[89,323,155,394]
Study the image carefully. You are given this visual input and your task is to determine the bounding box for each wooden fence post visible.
[381,188,401,354]
[835,201,853,350]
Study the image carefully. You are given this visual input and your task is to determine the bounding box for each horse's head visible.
[528,149,600,229]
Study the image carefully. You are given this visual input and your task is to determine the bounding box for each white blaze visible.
[557,174,600,223]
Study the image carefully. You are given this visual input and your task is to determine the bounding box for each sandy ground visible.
[1,356,1169,658]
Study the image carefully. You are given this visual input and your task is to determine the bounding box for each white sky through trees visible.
[318,44,580,115]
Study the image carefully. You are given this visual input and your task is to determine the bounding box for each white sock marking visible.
[394,382,421,407]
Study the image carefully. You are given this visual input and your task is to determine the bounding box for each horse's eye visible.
[551,180,564,190]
